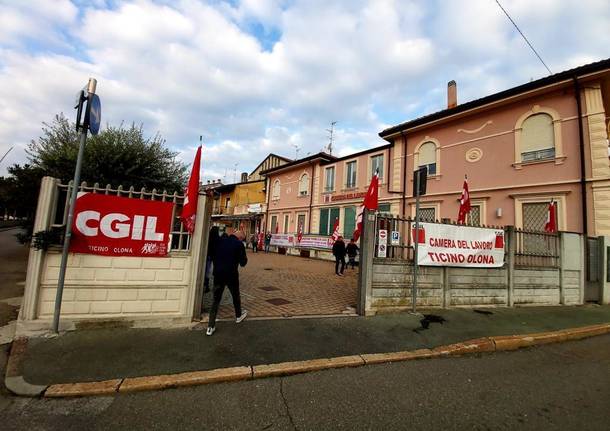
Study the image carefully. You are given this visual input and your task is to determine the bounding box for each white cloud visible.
[1,0,609,181]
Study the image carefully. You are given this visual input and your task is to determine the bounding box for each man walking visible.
[207,229,248,336]
[264,231,272,253]
[332,235,347,276]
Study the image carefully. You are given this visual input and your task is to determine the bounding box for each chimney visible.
[447,80,457,109]
[240,172,248,182]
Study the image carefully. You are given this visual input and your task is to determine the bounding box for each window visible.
[467,205,481,226]
[419,207,436,222]
[418,142,437,175]
[378,203,391,216]
[346,161,357,188]
[270,215,278,233]
[272,180,280,200]
[324,167,335,192]
[283,214,290,234]
[343,207,356,239]
[371,154,384,180]
[319,207,340,236]
[297,214,306,233]
[298,173,309,196]
[224,197,230,209]
[521,113,555,162]
[522,202,553,232]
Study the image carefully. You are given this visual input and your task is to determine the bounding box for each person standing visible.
[332,235,347,276]
[264,231,272,253]
[346,238,359,269]
[250,233,258,253]
[207,230,248,336]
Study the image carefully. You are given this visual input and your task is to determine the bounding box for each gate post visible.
[357,208,376,316]
[600,236,610,304]
[506,226,515,307]
[21,177,59,321]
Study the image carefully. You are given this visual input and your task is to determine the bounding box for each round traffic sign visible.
[88,94,101,135]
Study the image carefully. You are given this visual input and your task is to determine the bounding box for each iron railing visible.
[50,181,191,252]
[514,228,559,268]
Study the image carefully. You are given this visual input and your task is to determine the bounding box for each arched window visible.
[418,141,437,175]
[298,173,309,196]
[272,180,280,200]
[521,113,555,161]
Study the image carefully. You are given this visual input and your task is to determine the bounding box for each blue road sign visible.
[88,94,101,135]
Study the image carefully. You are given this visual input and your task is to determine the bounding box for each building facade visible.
[379,58,610,235]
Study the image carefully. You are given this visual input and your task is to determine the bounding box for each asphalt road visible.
[2,334,609,430]
[0,228,28,326]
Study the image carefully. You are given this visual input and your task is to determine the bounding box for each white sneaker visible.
[236,310,248,323]
[206,327,215,336]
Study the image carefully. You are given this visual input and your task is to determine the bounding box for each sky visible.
[0,0,609,183]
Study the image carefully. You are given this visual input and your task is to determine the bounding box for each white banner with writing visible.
[270,234,295,247]
[414,223,505,268]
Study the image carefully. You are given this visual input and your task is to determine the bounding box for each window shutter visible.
[329,207,340,232]
[521,114,554,152]
[343,206,356,238]
[319,208,329,235]
[418,142,436,166]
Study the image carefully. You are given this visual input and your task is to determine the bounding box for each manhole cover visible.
[266,298,292,306]
[259,286,280,292]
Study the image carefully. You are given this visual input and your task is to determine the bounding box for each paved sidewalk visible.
[203,251,357,319]
[21,305,610,385]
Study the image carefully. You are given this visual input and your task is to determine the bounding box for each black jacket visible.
[346,243,359,257]
[213,234,247,277]
[332,240,346,258]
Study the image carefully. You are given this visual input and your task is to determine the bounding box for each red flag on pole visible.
[275,223,279,234]
[544,201,557,233]
[180,145,202,234]
[330,217,340,242]
[457,176,470,224]
[297,222,303,243]
[353,170,380,242]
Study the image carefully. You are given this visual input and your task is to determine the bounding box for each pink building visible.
[262,58,610,241]
[380,59,610,235]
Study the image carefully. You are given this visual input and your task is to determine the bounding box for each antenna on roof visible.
[292,143,300,159]
[233,163,238,183]
[325,121,337,155]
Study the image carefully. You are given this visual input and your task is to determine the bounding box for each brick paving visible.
[202,250,357,320]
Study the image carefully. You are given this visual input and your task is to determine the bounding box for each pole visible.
[52,78,96,333]
[412,174,421,313]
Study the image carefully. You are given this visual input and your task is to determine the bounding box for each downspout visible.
[573,76,588,236]
[400,131,408,218]
[308,161,314,234]
[264,176,270,232]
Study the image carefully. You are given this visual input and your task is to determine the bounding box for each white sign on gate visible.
[391,230,400,245]
[378,229,388,258]
[414,223,505,268]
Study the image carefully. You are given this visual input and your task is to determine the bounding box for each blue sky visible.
[1,0,609,182]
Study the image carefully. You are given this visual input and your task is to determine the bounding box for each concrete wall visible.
[18,177,211,335]
[365,231,585,315]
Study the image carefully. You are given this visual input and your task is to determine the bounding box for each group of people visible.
[203,226,360,336]
[249,232,273,253]
[331,236,359,276]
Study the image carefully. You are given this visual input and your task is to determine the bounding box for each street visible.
[0,228,28,338]
[1,334,609,430]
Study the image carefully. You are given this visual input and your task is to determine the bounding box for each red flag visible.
[544,201,557,233]
[297,222,303,243]
[353,170,380,242]
[180,145,201,234]
[330,217,340,242]
[275,223,279,234]
[457,177,470,224]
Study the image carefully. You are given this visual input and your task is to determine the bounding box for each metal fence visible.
[374,214,559,268]
[50,181,191,251]
[514,228,559,268]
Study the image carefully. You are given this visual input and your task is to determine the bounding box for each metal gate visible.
[585,237,601,302]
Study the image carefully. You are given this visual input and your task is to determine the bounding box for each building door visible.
[283,214,290,233]
[297,213,306,234]
[344,207,356,239]
[270,215,278,233]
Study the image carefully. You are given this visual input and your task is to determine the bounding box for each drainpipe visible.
[308,162,314,234]
[264,176,270,232]
[400,131,408,218]
[573,76,588,236]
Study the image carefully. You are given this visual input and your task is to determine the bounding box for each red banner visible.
[70,193,173,257]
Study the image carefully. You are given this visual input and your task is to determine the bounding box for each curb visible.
[4,337,49,397]
[9,323,610,398]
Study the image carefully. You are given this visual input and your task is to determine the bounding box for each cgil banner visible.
[270,234,334,249]
[413,223,505,268]
[70,193,173,257]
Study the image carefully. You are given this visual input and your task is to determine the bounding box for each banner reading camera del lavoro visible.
[413,223,505,268]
